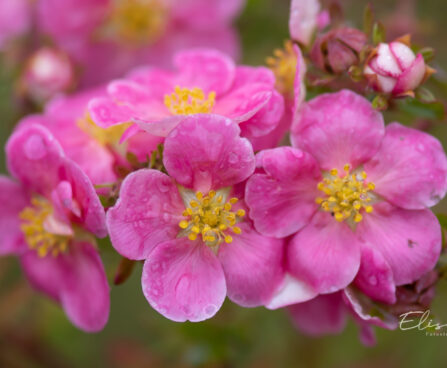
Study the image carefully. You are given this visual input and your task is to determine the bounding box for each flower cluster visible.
[0,0,446,346]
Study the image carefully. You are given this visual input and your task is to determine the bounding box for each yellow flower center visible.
[266,40,297,96]
[178,190,246,248]
[164,86,216,115]
[105,0,168,45]
[315,164,375,223]
[77,113,131,148]
[19,198,71,258]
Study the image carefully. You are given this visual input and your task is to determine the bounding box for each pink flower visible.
[89,49,284,151]
[107,115,284,322]
[18,87,163,186]
[0,0,32,49]
[246,90,446,308]
[36,0,244,86]
[0,124,109,332]
[19,47,75,103]
[364,39,430,96]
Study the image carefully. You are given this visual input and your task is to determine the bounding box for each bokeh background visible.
[1,0,447,367]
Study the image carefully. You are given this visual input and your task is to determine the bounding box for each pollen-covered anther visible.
[164,86,216,115]
[266,40,297,95]
[178,190,245,247]
[315,164,375,223]
[19,198,71,258]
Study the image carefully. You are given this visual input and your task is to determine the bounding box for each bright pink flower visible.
[364,41,429,96]
[0,0,32,49]
[36,0,244,86]
[18,87,163,186]
[107,115,284,322]
[0,124,109,332]
[19,47,75,103]
[246,90,446,308]
[89,49,284,151]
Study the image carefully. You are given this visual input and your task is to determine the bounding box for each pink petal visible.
[293,44,307,113]
[356,202,441,286]
[107,170,184,260]
[239,90,285,142]
[288,292,347,336]
[232,66,275,89]
[217,222,284,307]
[389,42,416,70]
[364,123,447,209]
[142,238,226,322]
[288,211,361,294]
[163,115,255,192]
[0,176,28,255]
[291,90,385,171]
[393,54,426,94]
[354,245,396,304]
[265,273,318,309]
[173,49,235,95]
[374,43,403,77]
[289,0,320,46]
[213,85,273,123]
[21,241,110,332]
[6,124,107,237]
[88,97,134,128]
[245,147,321,238]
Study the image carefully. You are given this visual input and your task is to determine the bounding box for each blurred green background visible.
[2,0,447,367]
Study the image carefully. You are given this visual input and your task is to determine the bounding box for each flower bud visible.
[19,47,75,103]
[310,27,367,74]
[364,38,432,96]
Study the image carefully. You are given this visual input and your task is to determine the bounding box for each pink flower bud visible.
[20,47,75,102]
[364,40,429,96]
[310,27,367,74]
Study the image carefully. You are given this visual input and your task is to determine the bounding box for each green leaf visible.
[363,3,374,35]
[419,47,435,63]
[399,99,445,120]
[415,87,436,103]
[372,22,386,45]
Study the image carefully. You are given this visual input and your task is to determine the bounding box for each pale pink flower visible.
[289,0,321,46]
[107,115,284,322]
[0,124,109,332]
[246,90,447,308]
[89,49,284,151]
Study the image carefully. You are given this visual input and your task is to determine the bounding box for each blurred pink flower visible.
[364,39,431,96]
[36,0,244,86]
[289,0,321,46]
[246,90,446,309]
[0,0,32,49]
[89,48,284,151]
[107,115,284,322]
[19,47,75,103]
[0,124,109,332]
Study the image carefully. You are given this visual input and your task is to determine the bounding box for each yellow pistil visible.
[178,190,245,248]
[315,164,375,224]
[77,113,131,148]
[164,86,216,115]
[19,198,71,258]
[105,0,168,45]
[266,40,298,96]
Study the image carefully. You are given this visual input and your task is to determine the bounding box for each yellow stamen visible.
[19,198,71,258]
[266,40,298,96]
[164,86,216,115]
[104,0,168,45]
[178,191,245,248]
[77,113,131,148]
[316,164,375,224]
